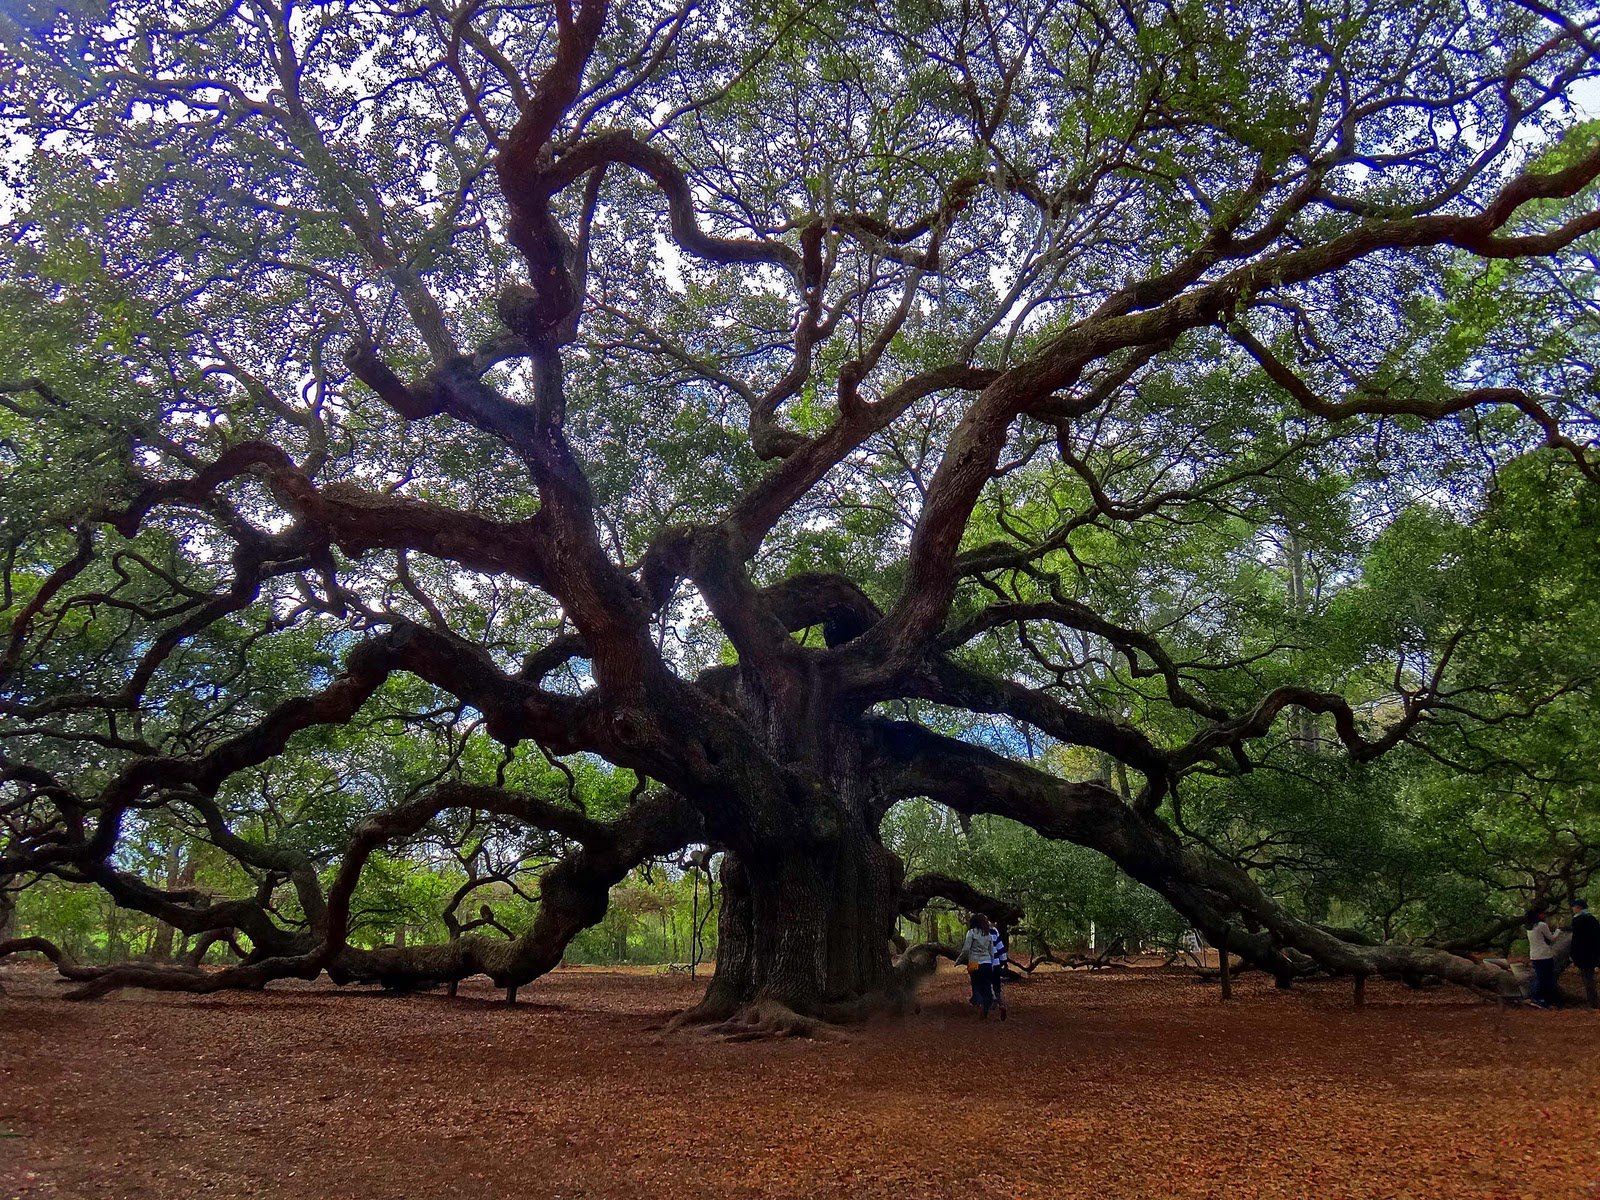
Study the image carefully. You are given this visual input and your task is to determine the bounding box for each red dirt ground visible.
[2,962,1599,1200]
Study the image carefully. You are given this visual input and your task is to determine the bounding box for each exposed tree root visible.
[695,999,846,1042]
[658,981,925,1041]
[661,942,952,1037]
[655,992,741,1036]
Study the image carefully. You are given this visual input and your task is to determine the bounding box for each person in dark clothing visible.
[988,923,1009,1021]
[1571,898,1600,1010]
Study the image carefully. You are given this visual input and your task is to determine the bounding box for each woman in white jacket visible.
[956,913,995,1017]
[1527,909,1566,1008]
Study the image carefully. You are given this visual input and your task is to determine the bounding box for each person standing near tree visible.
[1570,899,1599,1010]
[989,922,1009,1021]
[1527,908,1563,1008]
[956,913,995,1018]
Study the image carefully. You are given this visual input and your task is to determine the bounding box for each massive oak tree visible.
[3,0,1599,1026]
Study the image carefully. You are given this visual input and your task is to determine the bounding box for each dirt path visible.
[3,964,1599,1199]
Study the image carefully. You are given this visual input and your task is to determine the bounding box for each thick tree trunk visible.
[697,818,900,1021]
[675,666,910,1029]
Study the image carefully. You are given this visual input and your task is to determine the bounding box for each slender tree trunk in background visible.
[104,900,125,963]
[1113,760,1133,804]
[149,842,187,961]
[689,868,700,978]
